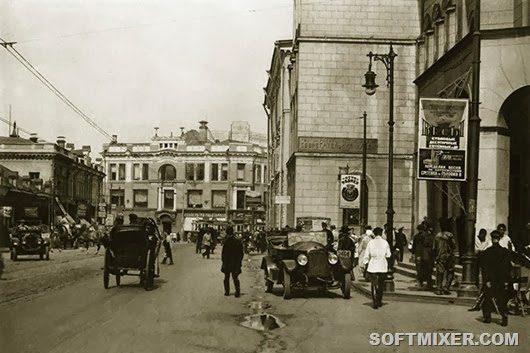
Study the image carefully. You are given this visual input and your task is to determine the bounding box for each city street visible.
[1,244,526,353]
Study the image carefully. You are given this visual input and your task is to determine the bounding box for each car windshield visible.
[287,232,327,247]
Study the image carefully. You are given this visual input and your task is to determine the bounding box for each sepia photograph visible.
[0,1,528,352]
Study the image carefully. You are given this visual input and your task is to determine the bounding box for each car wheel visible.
[116,274,121,286]
[283,268,291,299]
[144,249,153,290]
[264,270,273,293]
[45,246,50,260]
[342,273,351,299]
[103,252,110,289]
[40,251,44,260]
[11,248,17,261]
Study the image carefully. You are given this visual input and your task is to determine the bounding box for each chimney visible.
[180,127,185,137]
[9,121,18,137]
[198,120,208,142]
[56,136,66,148]
[29,133,38,143]
[111,135,118,144]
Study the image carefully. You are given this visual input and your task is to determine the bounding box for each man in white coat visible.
[363,227,391,309]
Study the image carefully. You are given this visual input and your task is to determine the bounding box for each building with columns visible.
[100,121,268,234]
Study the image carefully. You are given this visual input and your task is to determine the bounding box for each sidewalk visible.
[351,267,475,306]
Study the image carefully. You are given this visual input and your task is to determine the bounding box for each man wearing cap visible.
[479,230,512,326]
[221,226,244,297]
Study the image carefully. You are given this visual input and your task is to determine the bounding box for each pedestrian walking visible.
[196,227,206,254]
[479,230,512,326]
[321,222,334,250]
[161,232,174,265]
[202,229,212,259]
[357,226,374,280]
[469,228,492,311]
[411,224,435,289]
[338,225,356,278]
[433,218,457,295]
[362,227,391,309]
[221,226,244,297]
[394,227,407,262]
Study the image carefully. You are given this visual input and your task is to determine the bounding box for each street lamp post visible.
[362,44,397,292]
[359,111,368,234]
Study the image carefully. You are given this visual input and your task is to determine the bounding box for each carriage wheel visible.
[116,274,121,287]
[103,251,110,289]
[283,268,291,299]
[144,249,153,290]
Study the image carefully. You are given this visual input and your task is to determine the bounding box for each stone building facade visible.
[0,128,105,223]
[266,0,420,231]
[100,121,268,234]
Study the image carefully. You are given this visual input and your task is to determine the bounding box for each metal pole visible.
[360,111,368,234]
[458,0,481,298]
[384,45,396,292]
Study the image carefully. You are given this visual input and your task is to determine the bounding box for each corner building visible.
[266,0,420,231]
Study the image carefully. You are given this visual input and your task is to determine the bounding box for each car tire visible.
[342,273,351,299]
[45,246,50,260]
[11,248,17,261]
[265,270,273,293]
[116,275,121,287]
[144,249,153,291]
[40,251,44,260]
[283,268,291,299]
[103,252,110,289]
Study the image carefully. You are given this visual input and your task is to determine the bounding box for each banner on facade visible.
[417,98,469,181]
[275,196,291,204]
[246,190,262,207]
[339,174,360,209]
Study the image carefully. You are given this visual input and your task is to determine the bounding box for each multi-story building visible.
[265,0,419,232]
[0,125,105,223]
[267,0,530,250]
[100,121,268,234]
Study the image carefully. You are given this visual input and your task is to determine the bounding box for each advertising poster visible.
[417,98,469,181]
[340,174,361,209]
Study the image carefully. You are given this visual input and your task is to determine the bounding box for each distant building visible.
[100,121,268,234]
[0,126,105,223]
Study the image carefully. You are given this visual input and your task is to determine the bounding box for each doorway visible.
[502,86,530,249]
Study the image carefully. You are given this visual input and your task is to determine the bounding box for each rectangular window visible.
[187,190,203,208]
[185,163,195,181]
[110,189,125,207]
[142,164,149,180]
[109,163,117,180]
[211,163,219,181]
[264,166,267,182]
[118,163,126,180]
[211,190,227,208]
[255,165,262,183]
[236,190,245,209]
[29,172,40,180]
[163,189,174,209]
[221,163,228,181]
[133,163,141,180]
[133,189,148,208]
[196,163,205,181]
[237,163,245,181]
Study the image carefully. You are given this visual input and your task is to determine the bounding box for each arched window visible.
[159,164,176,181]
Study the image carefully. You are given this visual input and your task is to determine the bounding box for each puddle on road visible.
[248,301,272,313]
[240,313,286,332]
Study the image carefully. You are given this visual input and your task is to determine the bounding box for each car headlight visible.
[296,254,308,266]
[22,240,26,245]
[328,253,338,265]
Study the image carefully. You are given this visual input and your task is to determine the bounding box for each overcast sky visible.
[0,0,292,153]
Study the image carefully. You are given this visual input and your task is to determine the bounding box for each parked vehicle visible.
[261,231,353,299]
[102,218,162,290]
[9,220,50,261]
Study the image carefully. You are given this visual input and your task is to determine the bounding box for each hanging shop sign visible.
[339,174,360,209]
[417,98,469,181]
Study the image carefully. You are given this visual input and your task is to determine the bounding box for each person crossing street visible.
[363,227,391,309]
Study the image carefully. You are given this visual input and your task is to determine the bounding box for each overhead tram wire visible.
[0,38,113,141]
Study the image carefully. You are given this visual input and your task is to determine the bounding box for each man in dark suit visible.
[222,226,244,297]
[480,230,512,326]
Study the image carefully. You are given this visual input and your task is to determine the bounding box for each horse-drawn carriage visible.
[102,218,162,290]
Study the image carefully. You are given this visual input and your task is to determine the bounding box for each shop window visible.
[212,190,227,208]
[188,190,203,208]
[110,189,125,207]
[133,189,148,208]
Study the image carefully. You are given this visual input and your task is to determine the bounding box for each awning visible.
[55,197,75,223]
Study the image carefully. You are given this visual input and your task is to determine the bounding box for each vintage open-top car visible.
[261,231,353,299]
[102,218,162,290]
[9,220,50,261]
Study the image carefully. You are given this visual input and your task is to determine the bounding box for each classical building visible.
[265,0,419,231]
[415,0,530,249]
[266,0,530,249]
[0,126,105,223]
[100,121,268,234]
